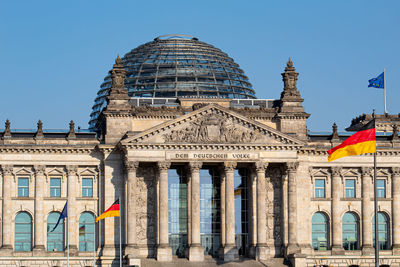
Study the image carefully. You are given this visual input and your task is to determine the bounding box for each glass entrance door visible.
[200,167,221,257]
[168,167,188,257]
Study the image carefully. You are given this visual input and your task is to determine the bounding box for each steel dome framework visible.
[89,35,256,128]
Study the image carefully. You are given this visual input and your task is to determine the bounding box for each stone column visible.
[66,165,78,254]
[186,166,191,256]
[222,161,238,261]
[125,160,139,257]
[331,166,344,254]
[392,167,400,254]
[0,165,13,254]
[248,167,257,258]
[255,161,269,261]
[286,162,300,256]
[156,161,172,261]
[217,166,226,259]
[33,165,46,255]
[282,172,289,249]
[188,161,203,261]
[361,167,373,255]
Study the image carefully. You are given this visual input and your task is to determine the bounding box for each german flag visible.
[328,120,376,162]
[95,199,120,222]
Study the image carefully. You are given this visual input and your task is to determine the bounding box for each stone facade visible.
[0,56,399,267]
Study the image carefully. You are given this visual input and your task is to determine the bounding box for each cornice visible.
[299,147,400,156]
[0,145,96,154]
[122,143,301,151]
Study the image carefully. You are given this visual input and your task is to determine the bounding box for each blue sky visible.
[0,1,399,132]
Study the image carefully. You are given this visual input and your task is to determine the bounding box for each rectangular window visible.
[377,179,386,198]
[50,178,61,197]
[345,179,356,198]
[315,179,325,198]
[82,178,93,197]
[18,178,29,197]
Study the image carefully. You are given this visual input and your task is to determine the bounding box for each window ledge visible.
[76,197,98,200]
[12,197,34,200]
[340,198,362,201]
[370,197,392,201]
[311,198,332,201]
[43,197,68,200]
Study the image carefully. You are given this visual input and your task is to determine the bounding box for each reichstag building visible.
[1,34,399,267]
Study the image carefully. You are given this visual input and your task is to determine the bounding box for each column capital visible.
[286,162,299,173]
[224,161,237,172]
[34,165,46,176]
[361,166,373,177]
[330,166,342,176]
[157,161,171,172]
[188,161,202,172]
[254,161,268,173]
[66,165,78,176]
[392,167,400,176]
[125,161,139,172]
[1,165,13,176]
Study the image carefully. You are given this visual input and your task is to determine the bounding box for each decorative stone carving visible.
[35,120,44,138]
[34,165,46,176]
[3,119,11,138]
[111,56,126,90]
[125,161,139,172]
[223,161,237,172]
[392,167,400,176]
[330,166,342,176]
[67,120,76,139]
[188,161,202,172]
[157,161,171,172]
[254,161,268,173]
[1,165,13,175]
[286,162,299,172]
[163,114,263,143]
[66,165,78,176]
[392,124,399,140]
[331,122,339,140]
[281,58,300,98]
[361,167,373,177]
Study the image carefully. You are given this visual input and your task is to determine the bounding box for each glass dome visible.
[89,35,256,129]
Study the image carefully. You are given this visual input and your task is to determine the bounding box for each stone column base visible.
[67,245,78,256]
[125,244,139,257]
[256,244,270,261]
[331,245,345,255]
[393,244,400,255]
[362,245,374,255]
[188,244,204,261]
[285,243,300,257]
[0,245,12,256]
[156,244,172,262]
[102,244,118,256]
[33,245,46,256]
[222,244,238,262]
[248,245,256,259]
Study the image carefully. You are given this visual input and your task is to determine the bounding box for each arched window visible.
[47,212,64,251]
[342,212,359,250]
[312,212,329,251]
[79,212,95,251]
[15,212,32,251]
[373,212,390,250]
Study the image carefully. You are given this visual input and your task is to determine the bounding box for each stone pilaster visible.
[156,161,172,261]
[66,165,78,254]
[33,165,46,255]
[282,171,289,249]
[331,166,344,254]
[285,162,300,256]
[125,160,139,257]
[392,167,400,254]
[361,167,374,255]
[255,161,269,261]
[0,165,13,254]
[188,161,203,261]
[222,161,238,261]
[248,167,257,258]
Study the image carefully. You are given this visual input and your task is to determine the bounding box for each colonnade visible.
[124,160,300,262]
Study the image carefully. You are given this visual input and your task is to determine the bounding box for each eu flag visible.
[50,201,67,232]
[368,72,384,89]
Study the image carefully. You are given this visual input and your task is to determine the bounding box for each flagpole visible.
[67,216,70,267]
[93,201,96,267]
[119,201,122,267]
[384,68,387,114]
[373,112,379,267]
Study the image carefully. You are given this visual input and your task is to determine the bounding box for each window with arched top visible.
[342,212,359,250]
[14,212,32,251]
[79,212,95,251]
[47,212,64,251]
[312,212,329,251]
[373,212,390,250]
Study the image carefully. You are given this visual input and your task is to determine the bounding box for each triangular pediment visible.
[121,104,304,148]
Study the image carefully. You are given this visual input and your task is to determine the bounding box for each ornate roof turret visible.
[3,119,11,138]
[67,120,76,139]
[331,122,339,140]
[104,56,130,112]
[279,58,305,113]
[35,120,44,138]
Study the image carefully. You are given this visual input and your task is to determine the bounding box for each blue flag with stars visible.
[368,72,384,89]
[50,201,67,232]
